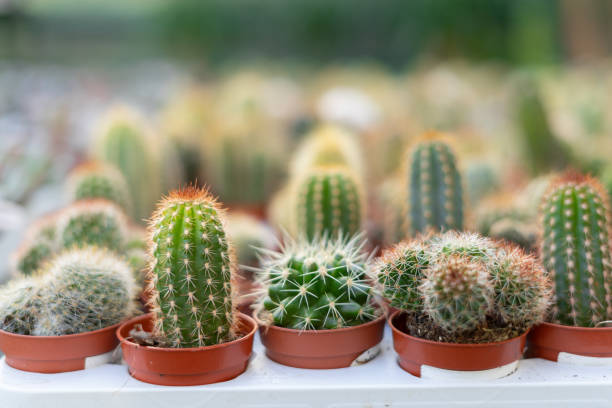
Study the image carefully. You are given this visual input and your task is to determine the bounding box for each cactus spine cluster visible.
[147,187,237,348]
[254,233,379,330]
[93,106,161,222]
[67,161,132,212]
[375,231,551,342]
[406,134,464,234]
[539,174,612,327]
[295,167,363,241]
[56,200,128,252]
[1,247,138,336]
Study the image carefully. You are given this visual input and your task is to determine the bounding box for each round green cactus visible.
[295,167,363,241]
[0,277,42,335]
[12,213,58,276]
[539,173,612,327]
[375,240,428,312]
[147,187,237,348]
[57,199,128,252]
[254,233,379,330]
[67,160,132,212]
[406,133,464,235]
[421,253,494,333]
[34,247,139,336]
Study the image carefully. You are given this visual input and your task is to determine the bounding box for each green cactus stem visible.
[147,186,237,348]
[539,173,612,327]
[67,161,132,213]
[12,213,58,276]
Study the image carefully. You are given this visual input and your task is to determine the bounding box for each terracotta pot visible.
[528,322,612,362]
[258,314,386,369]
[389,311,527,378]
[118,312,257,386]
[0,323,121,373]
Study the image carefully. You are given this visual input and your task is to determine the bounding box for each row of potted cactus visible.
[0,127,611,386]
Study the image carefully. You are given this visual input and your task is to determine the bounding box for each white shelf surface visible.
[2,327,612,408]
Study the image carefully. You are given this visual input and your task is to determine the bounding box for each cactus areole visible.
[147,186,237,348]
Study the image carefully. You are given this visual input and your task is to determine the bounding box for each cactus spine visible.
[295,167,363,241]
[407,134,464,234]
[254,233,378,330]
[148,187,237,348]
[67,161,132,213]
[0,278,42,335]
[539,174,612,327]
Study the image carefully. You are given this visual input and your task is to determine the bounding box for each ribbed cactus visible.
[57,200,128,252]
[67,161,132,213]
[12,214,58,276]
[34,247,139,336]
[254,234,378,330]
[375,231,551,342]
[295,167,363,241]
[421,254,493,333]
[147,187,237,348]
[0,278,42,335]
[539,173,612,327]
[93,106,161,223]
[375,240,428,312]
[407,134,464,234]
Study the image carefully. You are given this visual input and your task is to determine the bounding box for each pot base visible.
[419,360,518,380]
[528,322,612,362]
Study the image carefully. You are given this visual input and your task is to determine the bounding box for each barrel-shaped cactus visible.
[0,277,42,335]
[406,134,464,234]
[421,253,493,333]
[67,161,132,213]
[56,200,128,252]
[254,233,378,330]
[539,173,612,327]
[147,187,237,348]
[295,167,363,241]
[93,106,160,222]
[12,213,58,276]
[34,247,139,336]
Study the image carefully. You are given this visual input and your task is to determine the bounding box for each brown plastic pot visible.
[389,310,527,377]
[118,312,257,386]
[258,314,386,369]
[528,322,612,361]
[0,323,121,373]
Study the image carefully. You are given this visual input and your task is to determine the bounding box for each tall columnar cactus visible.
[406,134,464,234]
[12,213,58,276]
[93,106,161,222]
[375,231,551,342]
[295,167,363,241]
[147,187,237,348]
[34,247,139,336]
[421,254,493,333]
[56,200,128,252]
[254,233,378,330]
[67,161,132,213]
[539,174,612,327]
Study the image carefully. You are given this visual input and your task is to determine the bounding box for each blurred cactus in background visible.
[93,106,161,223]
[11,213,58,276]
[67,161,132,213]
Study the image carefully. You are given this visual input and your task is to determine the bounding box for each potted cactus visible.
[0,247,139,373]
[377,231,551,379]
[252,233,385,369]
[117,186,257,386]
[528,173,612,362]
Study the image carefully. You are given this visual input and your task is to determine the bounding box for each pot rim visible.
[0,321,122,340]
[117,312,257,351]
[388,310,528,348]
[254,312,386,334]
[536,321,612,332]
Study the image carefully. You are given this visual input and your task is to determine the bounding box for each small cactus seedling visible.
[539,173,612,327]
[12,213,58,276]
[147,186,237,348]
[34,247,139,336]
[406,133,464,234]
[56,199,128,252]
[0,277,42,335]
[375,240,428,312]
[93,105,161,222]
[67,160,132,213]
[254,233,379,330]
[295,167,363,241]
[421,253,493,333]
